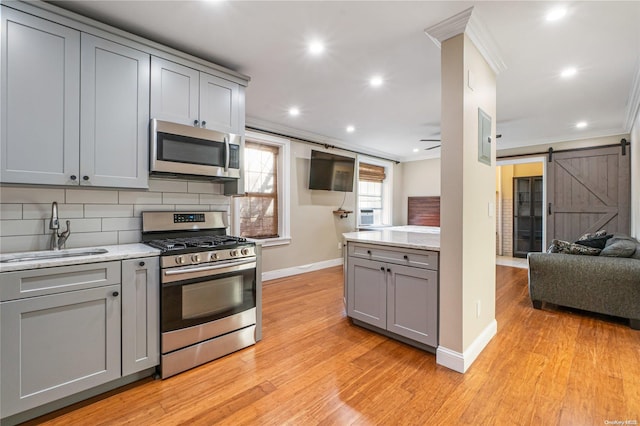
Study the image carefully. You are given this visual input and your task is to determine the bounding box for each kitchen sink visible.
[0,248,108,263]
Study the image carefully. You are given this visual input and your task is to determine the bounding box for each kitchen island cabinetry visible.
[344,236,439,350]
[150,56,244,135]
[0,262,122,418]
[121,257,159,376]
[1,7,149,189]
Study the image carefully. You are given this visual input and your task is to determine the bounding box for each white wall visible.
[0,179,229,253]
[394,158,441,225]
[259,141,356,275]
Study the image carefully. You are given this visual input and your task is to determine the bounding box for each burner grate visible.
[146,235,248,252]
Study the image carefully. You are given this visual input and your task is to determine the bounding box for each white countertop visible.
[343,226,441,251]
[0,244,161,273]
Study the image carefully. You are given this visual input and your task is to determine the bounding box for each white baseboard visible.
[262,258,343,282]
[436,319,497,373]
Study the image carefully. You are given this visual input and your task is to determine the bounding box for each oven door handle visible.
[224,135,230,172]
[163,259,256,284]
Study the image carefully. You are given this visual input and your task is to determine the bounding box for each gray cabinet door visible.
[121,257,159,376]
[80,34,150,189]
[0,285,121,418]
[387,265,438,347]
[1,7,80,185]
[150,56,199,126]
[347,257,387,329]
[200,72,240,134]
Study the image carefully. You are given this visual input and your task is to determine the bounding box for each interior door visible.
[547,146,630,243]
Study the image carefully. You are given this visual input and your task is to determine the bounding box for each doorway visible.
[513,176,543,257]
[496,157,546,258]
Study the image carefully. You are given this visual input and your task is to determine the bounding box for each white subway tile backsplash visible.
[23,203,85,220]
[0,180,232,253]
[0,220,44,237]
[118,191,162,205]
[0,187,65,204]
[65,232,118,249]
[85,204,133,218]
[118,230,142,244]
[0,204,22,220]
[163,193,199,205]
[0,235,50,253]
[148,179,188,193]
[66,189,119,204]
[187,181,223,194]
[133,204,174,216]
[102,217,141,232]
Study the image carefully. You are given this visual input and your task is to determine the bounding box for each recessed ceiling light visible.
[369,75,383,88]
[561,67,577,78]
[289,107,300,117]
[412,148,420,153]
[546,6,567,22]
[308,40,324,55]
[576,121,587,129]
[346,125,355,133]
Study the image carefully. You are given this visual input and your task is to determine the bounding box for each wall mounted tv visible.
[308,150,355,192]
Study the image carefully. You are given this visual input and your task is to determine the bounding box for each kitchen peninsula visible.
[342,226,440,351]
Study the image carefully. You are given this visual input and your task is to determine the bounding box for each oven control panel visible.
[161,244,257,268]
[174,213,205,223]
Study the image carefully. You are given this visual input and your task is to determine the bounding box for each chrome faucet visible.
[49,202,71,250]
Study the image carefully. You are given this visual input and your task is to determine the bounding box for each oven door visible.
[161,259,256,333]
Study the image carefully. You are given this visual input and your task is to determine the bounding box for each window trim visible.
[356,155,394,227]
[232,131,291,247]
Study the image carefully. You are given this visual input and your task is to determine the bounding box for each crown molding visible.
[624,63,640,132]
[424,7,506,75]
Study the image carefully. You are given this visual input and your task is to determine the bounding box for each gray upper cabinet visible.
[1,7,150,188]
[151,56,242,134]
[80,34,150,189]
[121,257,160,376]
[1,7,80,186]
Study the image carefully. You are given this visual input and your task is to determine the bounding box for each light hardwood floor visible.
[26,266,639,425]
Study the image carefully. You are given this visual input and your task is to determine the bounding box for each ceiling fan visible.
[420,134,502,151]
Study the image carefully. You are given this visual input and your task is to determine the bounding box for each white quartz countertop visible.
[342,226,441,251]
[0,244,161,273]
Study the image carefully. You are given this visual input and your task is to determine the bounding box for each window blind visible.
[359,162,386,183]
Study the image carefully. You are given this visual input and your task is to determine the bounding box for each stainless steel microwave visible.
[150,119,241,179]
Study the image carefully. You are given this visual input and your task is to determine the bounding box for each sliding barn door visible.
[547,146,630,243]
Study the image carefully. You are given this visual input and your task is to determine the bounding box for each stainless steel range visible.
[142,211,261,379]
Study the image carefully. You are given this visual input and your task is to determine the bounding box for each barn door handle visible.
[548,203,552,215]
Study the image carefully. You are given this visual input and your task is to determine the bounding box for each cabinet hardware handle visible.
[194,119,199,127]
[139,261,145,267]
[403,255,408,260]
[367,250,371,255]
[380,267,385,271]
[387,268,391,273]
[201,121,206,127]
[70,175,77,181]
[82,175,89,181]
[112,291,119,297]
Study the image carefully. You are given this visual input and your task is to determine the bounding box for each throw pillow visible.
[548,239,601,255]
[574,234,612,249]
[600,237,638,258]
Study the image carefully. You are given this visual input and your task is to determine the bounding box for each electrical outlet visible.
[337,242,342,250]
[476,300,481,318]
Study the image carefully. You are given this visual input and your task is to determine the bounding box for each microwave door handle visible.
[224,136,230,172]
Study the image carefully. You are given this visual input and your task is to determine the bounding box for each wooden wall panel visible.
[408,197,440,227]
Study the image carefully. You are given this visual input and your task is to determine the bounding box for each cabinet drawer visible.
[349,243,438,270]
[0,261,121,301]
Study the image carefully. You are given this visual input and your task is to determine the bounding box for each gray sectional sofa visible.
[528,239,640,329]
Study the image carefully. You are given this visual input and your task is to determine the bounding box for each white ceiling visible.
[53,1,640,162]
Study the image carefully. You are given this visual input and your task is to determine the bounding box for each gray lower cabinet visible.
[346,243,438,347]
[121,257,160,376]
[0,277,121,418]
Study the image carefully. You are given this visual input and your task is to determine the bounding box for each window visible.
[357,159,393,226]
[233,132,290,246]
